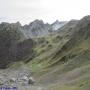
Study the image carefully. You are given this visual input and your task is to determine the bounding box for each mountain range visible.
[0,15,90,90]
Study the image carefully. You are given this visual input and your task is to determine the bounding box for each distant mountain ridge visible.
[21,19,67,38]
[0,20,68,38]
[21,20,51,38]
[51,20,67,30]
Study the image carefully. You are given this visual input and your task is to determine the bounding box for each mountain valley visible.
[0,16,90,90]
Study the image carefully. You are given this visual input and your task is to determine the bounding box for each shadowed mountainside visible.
[0,22,35,68]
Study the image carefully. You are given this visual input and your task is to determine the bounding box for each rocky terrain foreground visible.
[0,66,44,90]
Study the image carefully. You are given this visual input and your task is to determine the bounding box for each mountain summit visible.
[51,20,67,30]
[21,20,51,38]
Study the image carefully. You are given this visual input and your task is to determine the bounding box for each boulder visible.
[28,77,35,85]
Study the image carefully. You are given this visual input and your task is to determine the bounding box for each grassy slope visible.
[8,16,90,90]
[26,17,90,89]
[25,33,90,89]
[27,34,69,73]
[46,39,90,90]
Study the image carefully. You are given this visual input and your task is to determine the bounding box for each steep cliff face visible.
[0,22,35,68]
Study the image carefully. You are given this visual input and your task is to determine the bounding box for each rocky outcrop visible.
[0,23,35,68]
[51,20,67,30]
[21,20,51,38]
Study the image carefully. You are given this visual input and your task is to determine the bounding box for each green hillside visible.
[26,16,90,90]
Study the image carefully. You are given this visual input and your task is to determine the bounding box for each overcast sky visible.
[0,0,90,25]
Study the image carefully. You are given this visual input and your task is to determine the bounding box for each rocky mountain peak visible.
[22,20,51,38]
[51,20,67,30]
[53,20,60,24]
[30,19,44,25]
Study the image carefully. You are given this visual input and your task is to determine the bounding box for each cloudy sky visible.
[0,0,90,25]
